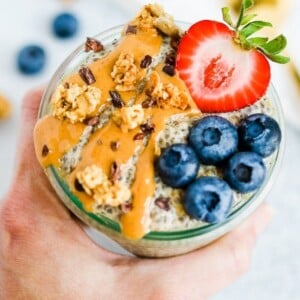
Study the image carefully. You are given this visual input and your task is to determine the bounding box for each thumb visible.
[17,89,43,165]
[7,88,56,194]
[9,89,76,213]
[5,89,85,227]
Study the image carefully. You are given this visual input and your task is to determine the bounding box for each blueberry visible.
[188,116,238,165]
[17,45,46,75]
[238,114,281,157]
[224,152,266,193]
[184,177,233,223]
[52,12,79,38]
[157,143,200,188]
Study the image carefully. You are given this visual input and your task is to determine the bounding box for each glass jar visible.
[38,23,285,257]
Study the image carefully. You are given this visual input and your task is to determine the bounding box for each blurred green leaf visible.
[264,53,290,64]
[247,37,269,47]
[222,7,233,26]
[241,20,272,37]
[243,0,254,10]
[241,14,257,25]
[260,35,287,55]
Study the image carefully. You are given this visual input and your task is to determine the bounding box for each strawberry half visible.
[176,0,289,113]
[176,20,270,112]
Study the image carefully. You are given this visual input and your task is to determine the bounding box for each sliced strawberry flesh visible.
[203,55,235,89]
[176,20,271,112]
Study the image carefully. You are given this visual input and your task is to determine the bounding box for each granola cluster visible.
[134,5,155,30]
[147,71,190,110]
[0,95,12,120]
[111,52,141,92]
[76,164,130,207]
[112,104,145,132]
[132,3,180,37]
[51,83,102,123]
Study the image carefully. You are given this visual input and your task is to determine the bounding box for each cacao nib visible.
[79,67,96,85]
[85,37,104,52]
[170,36,180,50]
[133,133,145,141]
[64,82,70,89]
[110,141,120,151]
[120,202,133,213]
[140,55,152,68]
[74,179,85,192]
[109,90,125,108]
[141,97,157,108]
[162,64,175,77]
[126,25,137,34]
[154,197,171,211]
[109,161,120,183]
[165,52,176,66]
[85,116,100,126]
[42,145,49,157]
[140,123,155,135]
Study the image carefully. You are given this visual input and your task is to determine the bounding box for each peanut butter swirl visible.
[34,4,200,240]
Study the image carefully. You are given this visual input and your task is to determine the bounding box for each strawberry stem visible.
[235,0,254,29]
[235,3,244,30]
[222,0,290,64]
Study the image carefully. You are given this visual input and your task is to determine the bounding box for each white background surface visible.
[1,0,300,299]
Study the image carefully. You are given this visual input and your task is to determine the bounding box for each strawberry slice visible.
[176,20,271,112]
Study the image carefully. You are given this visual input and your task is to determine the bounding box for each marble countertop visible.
[1,1,300,299]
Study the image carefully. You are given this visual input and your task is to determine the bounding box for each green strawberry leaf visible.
[264,53,290,64]
[222,0,290,65]
[247,37,269,47]
[241,14,257,25]
[260,34,287,55]
[236,0,254,29]
[243,0,254,10]
[240,20,272,37]
[222,7,234,26]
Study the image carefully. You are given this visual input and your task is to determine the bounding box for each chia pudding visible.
[33,3,286,255]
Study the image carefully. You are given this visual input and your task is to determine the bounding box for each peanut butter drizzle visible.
[121,141,155,239]
[120,59,199,239]
[34,25,201,240]
[64,31,163,211]
[34,115,85,167]
[68,121,142,212]
[68,120,141,210]
[73,120,140,175]
[120,102,198,239]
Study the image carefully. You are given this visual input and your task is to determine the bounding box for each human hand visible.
[0,89,273,300]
